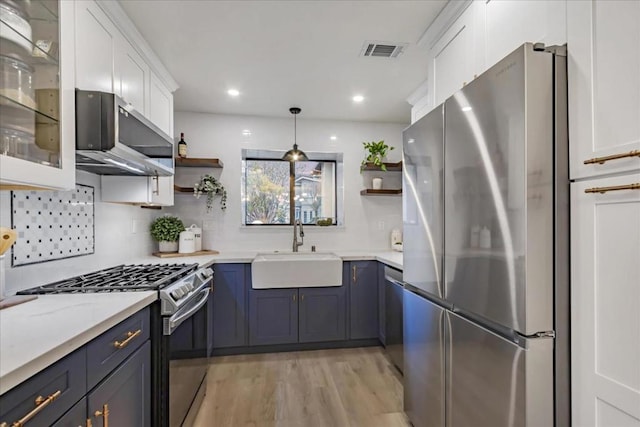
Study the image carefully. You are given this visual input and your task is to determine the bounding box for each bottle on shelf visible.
[178,132,187,158]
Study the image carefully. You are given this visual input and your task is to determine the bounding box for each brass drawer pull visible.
[584,150,640,165]
[113,329,142,349]
[3,390,62,426]
[585,183,640,194]
[94,404,109,427]
[352,265,357,283]
[292,293,296,302]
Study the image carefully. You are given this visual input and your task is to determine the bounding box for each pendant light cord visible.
[293,112,297,148]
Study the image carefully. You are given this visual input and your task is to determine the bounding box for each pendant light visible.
[282,107,309,162]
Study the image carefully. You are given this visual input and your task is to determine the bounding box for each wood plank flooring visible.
[192,346,409,427]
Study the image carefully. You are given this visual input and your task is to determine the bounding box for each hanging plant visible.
[194,174,227,212]
[361,140,394,171]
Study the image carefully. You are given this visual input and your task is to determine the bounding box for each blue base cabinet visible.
[0,308,151,427]
[348,261,379,340]
[88,341,151,427]
[249,288,298,346]
[299,286,347,343]
[212,264,248,348]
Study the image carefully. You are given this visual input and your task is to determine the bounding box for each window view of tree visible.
[243,159,336,225]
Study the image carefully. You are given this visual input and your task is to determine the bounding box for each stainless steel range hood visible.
[75,90,174,176]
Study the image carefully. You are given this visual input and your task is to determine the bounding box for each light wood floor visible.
[192,346,409,427]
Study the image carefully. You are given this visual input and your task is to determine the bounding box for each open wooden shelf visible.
[175,158,224,168]
[360,189,402,196]
[360,161,402,172]
[174,185,194,193]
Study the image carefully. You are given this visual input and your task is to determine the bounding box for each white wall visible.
[168,112,405,252]
[0,171,156,295]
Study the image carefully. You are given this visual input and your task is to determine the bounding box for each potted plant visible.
[361,140,395,171]
[150,215,185,252]
[194,174,227,212]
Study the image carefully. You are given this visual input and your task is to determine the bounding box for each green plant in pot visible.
[361,140,394,171]
[150,215,185,252]
[194,174,227,212]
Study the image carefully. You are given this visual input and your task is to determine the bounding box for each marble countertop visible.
[0,292,156,395]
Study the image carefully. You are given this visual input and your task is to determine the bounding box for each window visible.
[242,150,342,226]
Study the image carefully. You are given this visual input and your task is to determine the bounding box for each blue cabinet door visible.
[249,288,298,346]
[87,341,151,427]
[299,286,346,343]
[212,264,248,348]
[52,397,86,427]
[348,261,379,339]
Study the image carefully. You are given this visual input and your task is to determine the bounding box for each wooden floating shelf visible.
[152,249,220,258]
[174,185,194,193]
[175,158,224,168]
[360,161,402,172]
[360,189,402,196]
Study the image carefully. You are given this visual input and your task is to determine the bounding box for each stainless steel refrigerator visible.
[402,43,569,427]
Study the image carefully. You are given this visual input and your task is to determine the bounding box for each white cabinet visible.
[571,173,640,427]
[429,2,482,107]
[75,0,117,93]
[115,40,149,115]
[568,0,640,180]
[149,71,174,136]
[0,0,76,190]
[483,0,566,74]
[101,175,174,206]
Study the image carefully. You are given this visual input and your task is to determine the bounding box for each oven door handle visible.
[164,287,210,335]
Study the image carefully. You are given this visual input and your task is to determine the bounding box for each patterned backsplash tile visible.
[11,184,95,266]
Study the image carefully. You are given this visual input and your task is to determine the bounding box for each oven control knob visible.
[202,268,213,278]
[180,284,191,295]
[171,288,184,299]
[184,282,194,292]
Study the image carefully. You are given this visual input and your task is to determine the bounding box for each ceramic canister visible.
[188,224,202,251]
[178,230,196,254]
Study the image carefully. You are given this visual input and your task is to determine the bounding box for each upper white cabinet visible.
[429,2,482,107]
[0,0,76,190]
[115,39,149,115]
[568,0,640,180]
[149,71,173,137]
[410,0,568,123]
[74,0,178,206]
[75,0,116,93]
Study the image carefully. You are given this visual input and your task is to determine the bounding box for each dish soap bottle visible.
[178,132,187,158]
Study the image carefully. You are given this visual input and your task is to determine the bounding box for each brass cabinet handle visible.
[113,329,142,349]
[584,149,640,165]
[3,390,61,426]
[292,293,296,302]
[86,418,93,427]
[301,294,305,301]
[585,183,640,194]
[94,404,109,427]
[352,265,357,284]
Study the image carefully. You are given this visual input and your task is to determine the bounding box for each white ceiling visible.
[120,1,447,123]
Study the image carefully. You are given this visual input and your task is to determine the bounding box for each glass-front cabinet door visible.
[0,0,75,190]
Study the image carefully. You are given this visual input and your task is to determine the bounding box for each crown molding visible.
[417,0,473,50]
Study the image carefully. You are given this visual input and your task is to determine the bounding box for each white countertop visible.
[0,292,156,395]
[0,249,401,395]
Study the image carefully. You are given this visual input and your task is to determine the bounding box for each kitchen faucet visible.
[292,219,304,252]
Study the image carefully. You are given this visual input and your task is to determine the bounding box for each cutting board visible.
[152,250,220,258]
[0,295,38,310]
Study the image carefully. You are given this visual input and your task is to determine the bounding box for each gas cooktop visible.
[18,264,199,294]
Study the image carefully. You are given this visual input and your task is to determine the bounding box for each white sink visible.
[251,252,343,289]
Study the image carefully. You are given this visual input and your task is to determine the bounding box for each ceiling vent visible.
[360,41,408,58]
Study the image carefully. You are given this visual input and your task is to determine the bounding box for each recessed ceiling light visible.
[242,129,252,136]
[352,95,364,103]
[462,106,472,112]
[330,135,337,141]
[227,89,240,97]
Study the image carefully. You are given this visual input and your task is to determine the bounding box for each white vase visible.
[158,241,178,253]
[372,177,383,190]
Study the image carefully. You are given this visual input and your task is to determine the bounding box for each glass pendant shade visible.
[283,107,308,162]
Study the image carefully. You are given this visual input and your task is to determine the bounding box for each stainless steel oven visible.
[158,267,213,427]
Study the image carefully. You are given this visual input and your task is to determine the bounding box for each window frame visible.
[243,157,338,226]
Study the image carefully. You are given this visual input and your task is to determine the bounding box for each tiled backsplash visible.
[11,184,95,266]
